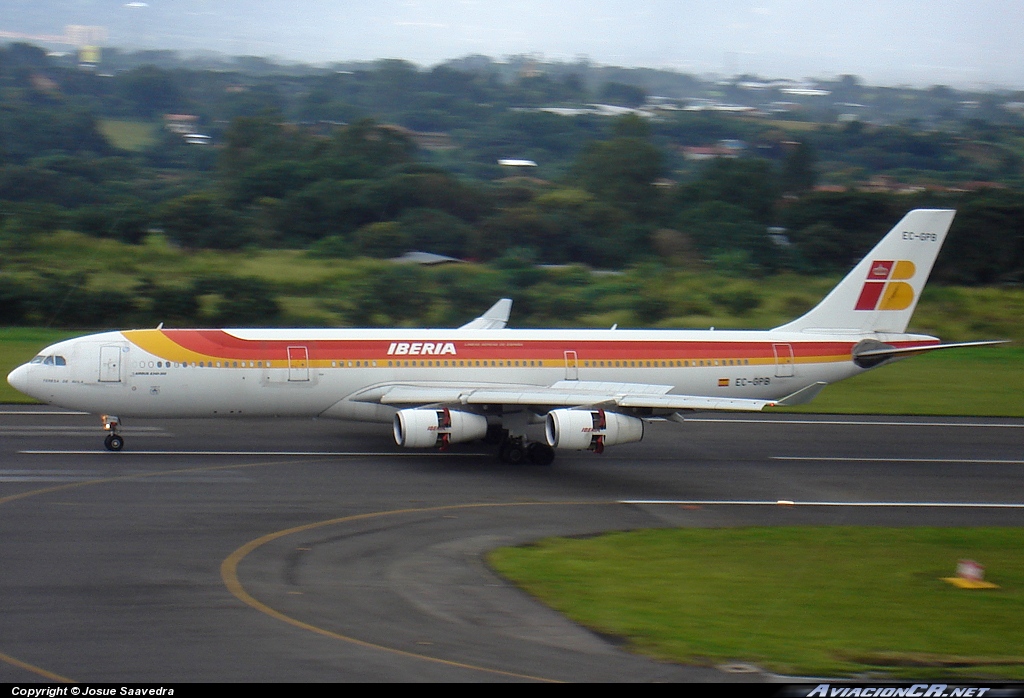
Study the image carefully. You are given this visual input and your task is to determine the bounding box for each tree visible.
[399,208,474,258]
[676,201,782,274]
[599,82,646,108]
[684,158,779,224]
[933,191,1024,284]
[572,137,665,220]
[782,192,899,273]
[160,193,245,249]
[329,119,416,176]
[195,277,281,327]
[781,142,818,194]
[353,221,409,258]
[345,264,431,326]
[116,66,185,117]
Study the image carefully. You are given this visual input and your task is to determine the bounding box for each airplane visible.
[6,209,1003,464]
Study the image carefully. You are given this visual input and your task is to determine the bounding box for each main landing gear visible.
[102,415,124,451]
[498,434,555,466]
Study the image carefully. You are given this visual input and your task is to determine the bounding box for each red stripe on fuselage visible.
[152,330,901,362]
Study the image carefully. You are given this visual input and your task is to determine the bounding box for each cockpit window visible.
[30,354,66,366]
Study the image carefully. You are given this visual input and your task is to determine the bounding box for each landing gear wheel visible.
[499,440,526,465]
[104,433,124,452]
[526,442,555,466]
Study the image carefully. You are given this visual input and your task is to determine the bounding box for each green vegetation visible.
[1,229,1020,410]
[489,527,1024,679]
[1,42,1022,413]
[2,229,1024,337]
[2,43,1024,283]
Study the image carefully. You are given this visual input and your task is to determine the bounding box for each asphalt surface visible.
[0,406,1021,683]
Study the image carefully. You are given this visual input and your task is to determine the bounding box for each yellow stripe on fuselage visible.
[123,329,216,365]
[121,328,854,371]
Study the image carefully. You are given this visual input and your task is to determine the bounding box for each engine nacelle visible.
[545,409,644,453]
[393,408,488,449]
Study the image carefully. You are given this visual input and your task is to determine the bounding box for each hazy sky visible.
[8,0,1024,88]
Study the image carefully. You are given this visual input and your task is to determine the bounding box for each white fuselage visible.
[8,326,936,421]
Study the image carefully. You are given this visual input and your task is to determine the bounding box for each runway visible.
[0,406,1021,682]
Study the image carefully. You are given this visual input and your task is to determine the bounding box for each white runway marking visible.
[19,450,484,457]
[0,410,88,415]
[0,469,103,483]
[0,476,99,482]
[623,499,1024,508]
[774,456,1024,465]
[688,418,1024,428]
[0,426,168,433]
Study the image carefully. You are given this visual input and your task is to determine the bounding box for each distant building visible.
[164,114,200,134]
[681,140,746,161]
[379,124,454,151]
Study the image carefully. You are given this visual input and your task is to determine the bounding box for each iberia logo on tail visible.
[855,260,917,311]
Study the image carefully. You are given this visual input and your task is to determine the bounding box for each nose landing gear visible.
[102,415,124,451]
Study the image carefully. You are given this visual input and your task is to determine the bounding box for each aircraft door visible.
[564,350,579,381]
[287,345,310,382]
[773,343,795,378]
[99,345,123,382]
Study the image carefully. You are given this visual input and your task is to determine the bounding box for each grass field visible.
[489,527,1024,679]
[778,345,1024,417]
[97,119,159,152]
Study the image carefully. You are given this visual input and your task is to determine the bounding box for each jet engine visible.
[393,407,488,449]
[544,409,644,453]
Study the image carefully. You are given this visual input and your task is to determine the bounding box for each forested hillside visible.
[1,43,1022,332]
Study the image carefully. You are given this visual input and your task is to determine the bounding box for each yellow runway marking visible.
[221,501,614,683]
[0,650,75,683]
[0,455,599,682]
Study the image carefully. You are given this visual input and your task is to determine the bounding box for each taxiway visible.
[1,407,1021,682]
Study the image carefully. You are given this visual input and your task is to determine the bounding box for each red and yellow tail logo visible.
[855,260,916,311]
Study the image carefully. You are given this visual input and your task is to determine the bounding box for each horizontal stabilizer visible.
[853,340,1008,368]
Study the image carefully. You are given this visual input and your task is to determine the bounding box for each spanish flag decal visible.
[718,378,730,387]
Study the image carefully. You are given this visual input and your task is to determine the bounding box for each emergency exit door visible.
[287,345,310,381]
[772,343,795,378]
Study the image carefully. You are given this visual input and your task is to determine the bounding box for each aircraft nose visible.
[7,364,30,395]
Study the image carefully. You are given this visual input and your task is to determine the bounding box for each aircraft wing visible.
[350,380,777,412]
[458,299,513,330]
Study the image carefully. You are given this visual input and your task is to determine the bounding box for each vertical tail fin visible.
[774,209,955,334]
